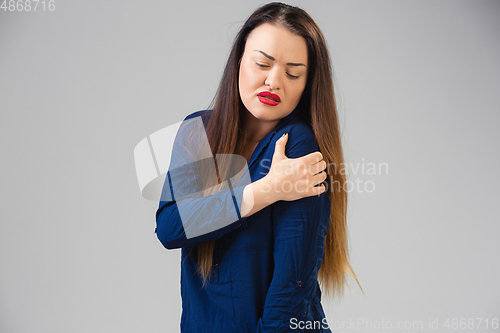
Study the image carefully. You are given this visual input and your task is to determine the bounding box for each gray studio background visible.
[1,0,499,332]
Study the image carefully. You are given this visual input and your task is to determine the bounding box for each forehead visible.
[244,23,308,64]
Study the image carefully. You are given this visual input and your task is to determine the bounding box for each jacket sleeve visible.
[155,114,249,250]
[256,128,332,333]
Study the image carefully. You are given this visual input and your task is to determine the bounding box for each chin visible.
[248,110,279,122]
[246,105,287,121]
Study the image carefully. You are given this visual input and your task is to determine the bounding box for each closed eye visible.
[256,62,300,79]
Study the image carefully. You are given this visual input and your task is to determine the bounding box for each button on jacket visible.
[156,106,332,333]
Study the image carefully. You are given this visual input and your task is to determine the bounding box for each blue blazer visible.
[156,106,332,332]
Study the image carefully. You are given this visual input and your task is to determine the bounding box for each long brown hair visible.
[191,2,362,299]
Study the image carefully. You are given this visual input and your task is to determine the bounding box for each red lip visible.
[257,91,281,106]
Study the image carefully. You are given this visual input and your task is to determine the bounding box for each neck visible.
[240,109,280,144]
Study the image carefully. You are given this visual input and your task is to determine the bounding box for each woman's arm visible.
[256,194,331,332]
[256,129,332,333]
[156,116,326,250]
[155,114,249,249]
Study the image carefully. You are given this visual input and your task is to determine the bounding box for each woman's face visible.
[238,23,308,123]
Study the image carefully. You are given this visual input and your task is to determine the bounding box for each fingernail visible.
[281,131,288,138]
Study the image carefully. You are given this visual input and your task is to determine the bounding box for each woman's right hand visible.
[263,132,327,202]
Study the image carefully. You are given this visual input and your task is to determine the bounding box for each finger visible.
[307,183,326,197]
[309,160,327,175]
[272,132,288,162]
[310,170,328,187]
[299,151,323,165]
[301,159,325,176]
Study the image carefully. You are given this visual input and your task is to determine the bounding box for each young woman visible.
[156,2,361,332]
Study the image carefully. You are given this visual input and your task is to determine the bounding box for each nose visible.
[264,67,282,90]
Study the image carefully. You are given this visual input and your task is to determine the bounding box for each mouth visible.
[257,91,281,106]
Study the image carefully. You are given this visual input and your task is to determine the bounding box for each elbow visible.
[156,227,179,250]
[156,219,185,250]
[155,204,184,250]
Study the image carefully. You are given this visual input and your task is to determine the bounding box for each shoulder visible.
[175,109,213,143]
[183,109,213,122]
[172,110,213,160]
[287,117,315,140]
[280,115,319,159]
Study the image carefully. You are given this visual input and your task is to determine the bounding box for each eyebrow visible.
[254,50,307,67]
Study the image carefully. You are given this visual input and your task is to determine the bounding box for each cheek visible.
[240,68,259,98]
[238,70,247,98]
[289,85,306,104]
[239,66,250,90]
[241,65,252,82]
[243,61,263,83]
